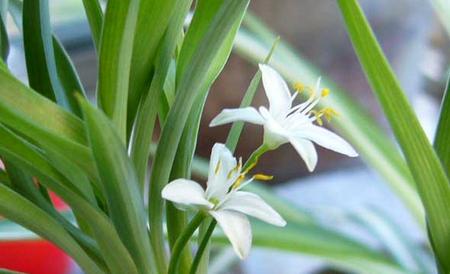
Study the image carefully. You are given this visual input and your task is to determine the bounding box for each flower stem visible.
[243,144,270,171]
[168,212,206,274]
[189,219,217,274]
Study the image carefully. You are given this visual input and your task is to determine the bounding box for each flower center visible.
[289,81,338,126]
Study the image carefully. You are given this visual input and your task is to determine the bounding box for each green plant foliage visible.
[337,0,450,270]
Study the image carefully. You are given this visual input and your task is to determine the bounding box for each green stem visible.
[168,212,206,274]
[243,144,270,171]
[190,219,217,274]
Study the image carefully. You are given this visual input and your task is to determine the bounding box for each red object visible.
[0,240,71,274]
[0,193,71,274]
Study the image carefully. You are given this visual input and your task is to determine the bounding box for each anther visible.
[253,174,274,181]
[293,82,305,92]
[321,88,330,97]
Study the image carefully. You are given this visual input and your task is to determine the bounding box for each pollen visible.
[321,88,330,97]
[293,82,305,92]
[253,174,274,181]
[322,107,339,122]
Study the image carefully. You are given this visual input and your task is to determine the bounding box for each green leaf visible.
[0,184,103,274]
[235,13,424,225]
[52,36,86,117]
[79,98,157,274]
[97,0,139,141]
[434,75,450,175]
[0,7,9,62]
[22,0,77,113]
[212,222,409,274]
[3,160,106,269]
[148,1,249,272]
[350,207,433,273]
[130,0,193,190]
[127,0,179,133]
[0,70,97,176]
[0,124,139,274]
[337,0,450,270]
[81,0,103,51]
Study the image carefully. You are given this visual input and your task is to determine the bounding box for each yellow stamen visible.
[321,107,339,122]
[227,158,242,179]
[231,174,246,189]
[214,160,222,175]
[310,110,323,126]
[293,82,305,92]
[321,88,330,97]
[253,174,274,181]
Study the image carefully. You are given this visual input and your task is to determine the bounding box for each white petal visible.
[209,107,265,127]
[259,64,292,120]
[206,144,237,200]
[162,179,213,209]
[210,210,252,259]
[296,125,358,157]
[219,191,286,227]
[289,137,318,172]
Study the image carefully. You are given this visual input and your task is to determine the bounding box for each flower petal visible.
[162,179,213,209]
[210,210,252,259]
[219,191,286,227]
[209,107,265,127]
[206,143,237,200]
[296,125,358,157]
[289,137,318,172]
[259,64,292,120]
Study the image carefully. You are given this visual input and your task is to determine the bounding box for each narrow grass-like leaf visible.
[130,0,193,190]
[79,98,157,274]
[235,14,424,225]
[3,161,106,269]
[127,0,179,133]
[0,184,103,274]
[148,2,249,272]
[0,70,98,176]
[0,125,139,274]
[212,223,408,274]
[350,207,433,273]
[97,0,139,141]
[434,75,450,175]
[23,0,77,113]
[0,8,9,62]
[52,36,86,117]
[337,0,450,269]
[81,0,103,51]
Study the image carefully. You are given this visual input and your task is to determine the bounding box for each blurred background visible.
[1,0,449,273]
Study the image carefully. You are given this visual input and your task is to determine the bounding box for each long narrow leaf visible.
[97,0,139,141]
[0,125,139,274]
[52,36,86,117]
[434,75,450,174]
[81,0,103,51]
[337,0,450,270]
[127,0,179,133]
[80,98,157,274]
[148,2,249,272]
[212,223,409,274]
[22,0,78,113]
[0,184,103,274]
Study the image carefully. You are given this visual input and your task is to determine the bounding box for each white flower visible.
[162,143,286,259]
[210,64,358,172]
